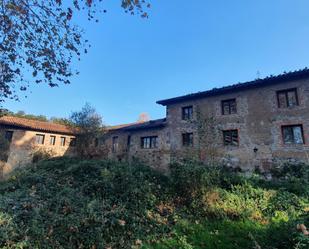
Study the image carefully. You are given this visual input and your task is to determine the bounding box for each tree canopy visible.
[69,103,106,158]
[0,0,150,103]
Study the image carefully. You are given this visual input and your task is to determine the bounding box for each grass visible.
[0,157,308,249]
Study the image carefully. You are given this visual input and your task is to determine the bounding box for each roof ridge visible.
[157,68,309,105]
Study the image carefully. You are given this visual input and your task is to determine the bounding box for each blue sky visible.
[4,0,309,125]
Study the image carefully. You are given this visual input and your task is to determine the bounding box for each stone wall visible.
[165,78,309,171]
[0,128,75,177]
[1,77,308,175]
[104,127,171,172]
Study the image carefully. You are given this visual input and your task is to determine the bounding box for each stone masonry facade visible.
[0,116,75,178]
[1,69,309,176]
[105,69,309,172]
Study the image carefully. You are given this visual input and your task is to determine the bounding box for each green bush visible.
[0,159,308,249]
[31,148,56,163]
[0,158,170,248]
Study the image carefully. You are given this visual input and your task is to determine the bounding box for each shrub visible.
[31,148,56,163]
[0,159,308,249]
[0,158,171,248]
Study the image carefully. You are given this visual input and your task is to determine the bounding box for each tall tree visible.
[0,0,150,103]
[69,103,105,159]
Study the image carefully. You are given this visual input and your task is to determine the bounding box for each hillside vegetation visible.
[0,158,308,249]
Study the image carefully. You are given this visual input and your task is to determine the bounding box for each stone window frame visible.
[35,134,45,145]
[276,88,299,108]
[141,136,158,149]
[60,136,66,147]
[182,132,193,147]
[182,105,193,120]
[49,135,56,146]
[281,124,305,145]
[222,129,239,146]
[221,98,237,115]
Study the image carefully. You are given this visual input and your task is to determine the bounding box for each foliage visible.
[0,159,308,249]
[0,158,169,248]
[1,110,48,122]
[69,103,106,159]
[50,117,74,126]
[0,0,150,103]
[31,148,56,163]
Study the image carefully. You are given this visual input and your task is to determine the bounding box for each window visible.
[49,136,56,146]
[141,136,158,149]
[223,130,239,146]
[70,138,76,147]
[5,131,13,142]
[112,136,119,152]
[35,134,45,145]
[222,99,237,115]
[182,106,193,120]
[127,135,131,149]
[282,125,304,145]
[182,133,193,147]
[277,88,299,108]
[60,137,66,146]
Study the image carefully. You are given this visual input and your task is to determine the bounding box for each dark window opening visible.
[277,88,299,108]
[182,133,193,147]
[5,131,13,142]
[182,106,193,120]
[112,136,119,152]
[35,134,45,145]
[282,125,304,145]
[141,136,158,149]
[223,130,239,146]
[127,135,131,149]
[70,138,76,147]
[60,137,66,146]
[50,136,56,146]
[222,99,237,115]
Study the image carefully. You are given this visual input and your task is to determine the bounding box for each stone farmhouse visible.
[1,69,309,176]
[0,116,76,177]
[105,69,309,172]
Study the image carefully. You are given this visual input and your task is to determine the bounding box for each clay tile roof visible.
[110,118,167,132]
[0,116,75,135]
[157,68,309,106]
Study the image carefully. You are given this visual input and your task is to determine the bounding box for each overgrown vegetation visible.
[0,158,308,249]
[69,103,107,159]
